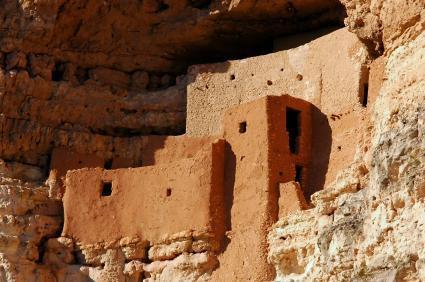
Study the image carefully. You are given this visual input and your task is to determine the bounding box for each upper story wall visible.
[186,27,368,137]
[62,139,225,245]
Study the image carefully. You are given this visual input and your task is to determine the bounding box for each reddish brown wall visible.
[62,140,225,245]
[212,95,311,281]
[140,135,219,166]
[186,28,369,193]
[268,95,312,197]
[50,136,217,179]
[214,97,272,281]
[278,182,309,218]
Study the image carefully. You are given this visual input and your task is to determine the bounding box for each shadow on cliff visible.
[138,136,167,166]
[220,142,236,253]
[306,105,332,200]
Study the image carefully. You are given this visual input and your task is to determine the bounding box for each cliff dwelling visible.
[1,0,424,281]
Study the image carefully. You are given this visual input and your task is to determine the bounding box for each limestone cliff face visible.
[268,1,425,280]
[340,0,424,55]
[0,0,343,73]
[0,161,62,281]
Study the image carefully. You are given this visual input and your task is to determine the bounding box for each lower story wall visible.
[62,140,225,246]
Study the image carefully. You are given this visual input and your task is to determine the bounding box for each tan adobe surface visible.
[62,140,225,245]
[186,27,367,137]
[212,95,311,281]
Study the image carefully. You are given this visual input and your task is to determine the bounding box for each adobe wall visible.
[267,95,312,195]
[278,182,308,218]
[209,95,311,281]
[57,95,312,281]
[140,135,219,166]
[212,97,273,281]
[62,140,225,245]
[186,27,370,191]
[186,27,367,137]
[50,136,217,176]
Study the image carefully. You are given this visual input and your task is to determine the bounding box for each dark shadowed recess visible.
[39,0,347,75]
[171,21,345,75]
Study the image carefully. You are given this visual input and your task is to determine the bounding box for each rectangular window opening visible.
[239,121,247,133]
[361,83,369,107]
[101,181,113,196]
[104,159,113,170]
[295,165,303,186]
[286,108,301,154]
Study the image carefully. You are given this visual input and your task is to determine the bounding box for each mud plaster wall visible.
[49,135,218,178]
[267,95,312,197]
[62,140,225,245]
[213,97,272,281]
[278,181,309,218]
[140,135,219,166]
[210,96,311,281]
[187,27,371,191]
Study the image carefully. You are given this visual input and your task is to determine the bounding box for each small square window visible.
[104,159,113,170]
[286,108,301,154]
[101,181,113,196]
[361,83,369,107]
[239,121,247,133]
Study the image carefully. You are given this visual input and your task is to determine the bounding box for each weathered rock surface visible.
[0,0,346,151]
[0,0,344,74]
[341,0,424,54]
[0,162,62,281]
